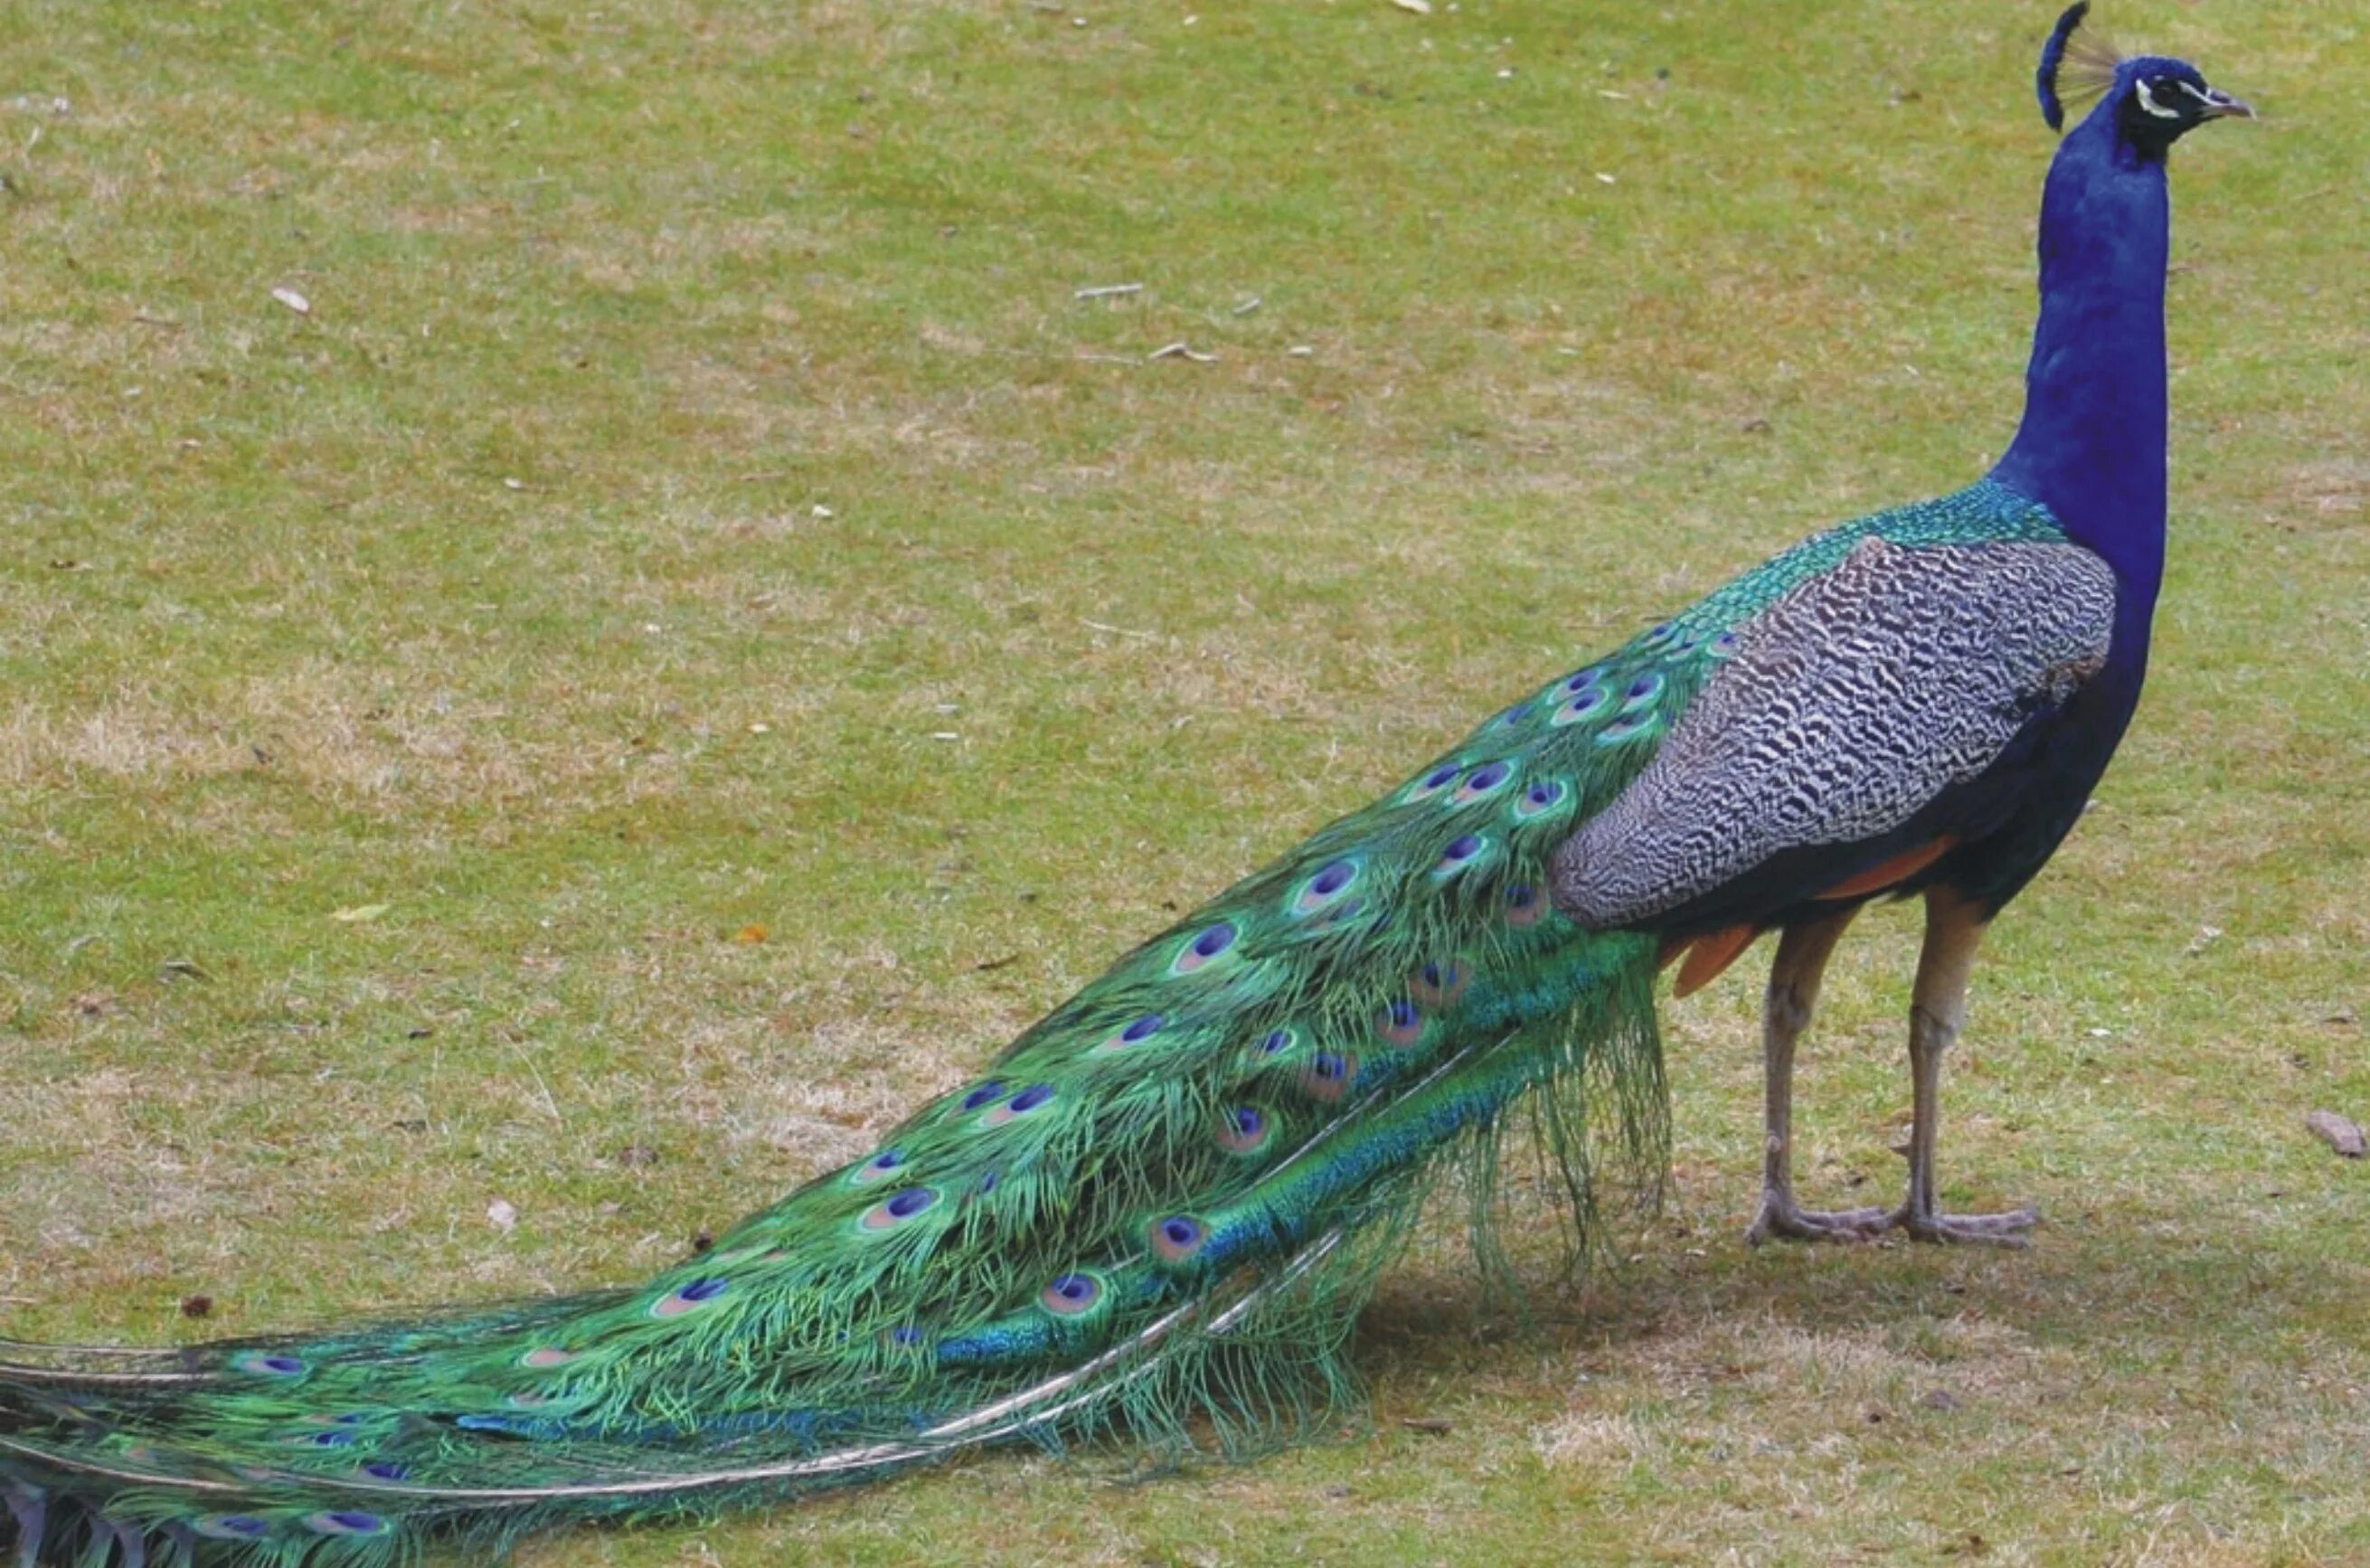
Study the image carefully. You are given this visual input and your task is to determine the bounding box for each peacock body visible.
[0,8,2252,1563]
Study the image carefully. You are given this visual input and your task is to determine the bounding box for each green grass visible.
[3,1,2365,1562]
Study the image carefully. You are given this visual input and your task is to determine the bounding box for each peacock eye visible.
[2130,76,2183,121]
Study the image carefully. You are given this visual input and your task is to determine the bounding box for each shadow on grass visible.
[1355,1208,2370,1382]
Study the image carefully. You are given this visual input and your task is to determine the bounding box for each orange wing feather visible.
[1815,836,1958,902]
[1657,837,1958,1000]
[1668,923,1761,998]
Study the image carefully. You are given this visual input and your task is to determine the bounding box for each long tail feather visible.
[0,520,1779,1563]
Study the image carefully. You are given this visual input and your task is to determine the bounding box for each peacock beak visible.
[2196,85,2254,120]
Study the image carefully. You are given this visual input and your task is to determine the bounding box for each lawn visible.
[2,1,2365,1562]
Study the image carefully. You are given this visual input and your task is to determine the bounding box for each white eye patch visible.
[2134,79,2183,119]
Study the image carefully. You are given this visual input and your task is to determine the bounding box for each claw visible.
[1746,1194,1895,1246]
[1897,1205,2039,1247]
[1750,1189,2040,1249]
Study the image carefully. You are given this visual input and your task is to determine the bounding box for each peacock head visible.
[2037,4,2252,160]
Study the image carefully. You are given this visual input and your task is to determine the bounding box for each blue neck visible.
[1988,104,2171,624]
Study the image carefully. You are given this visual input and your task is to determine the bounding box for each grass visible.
[1,0,2365,1561]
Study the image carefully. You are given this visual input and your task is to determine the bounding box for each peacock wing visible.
[1550,535,2119,932]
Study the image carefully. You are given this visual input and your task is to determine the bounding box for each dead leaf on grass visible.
[2306,1110,2365,1157]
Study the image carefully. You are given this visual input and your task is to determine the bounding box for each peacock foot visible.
[1893,1204,2039,1247]
[1745,1192,1895,1246]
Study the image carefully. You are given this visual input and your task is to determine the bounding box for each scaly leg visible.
[1745,907,1893,1244]
[1890,886,2038,1244]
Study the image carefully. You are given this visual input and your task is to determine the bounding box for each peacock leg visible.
[1744,907,1893,1244]
[1890,887,2038,1244]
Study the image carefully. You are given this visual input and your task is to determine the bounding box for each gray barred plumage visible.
[1551,538,2117,929]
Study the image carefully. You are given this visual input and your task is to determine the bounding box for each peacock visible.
[1,8,2252,1563]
